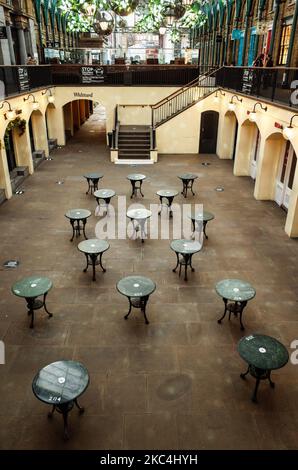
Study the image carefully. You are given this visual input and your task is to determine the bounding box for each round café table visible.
[12,276,53,328]
[170,239,202,281]
[189,210,215,240]
[127,208,152,243]
[127,174,146,199]
[156,189,179,218]
[215,279,256,330]
[178,173,198,198]
[65,209,91,242]
[32,360,89,439]
[83,172,103,195]
[94,189,116,214]
[78,239,109,281]
[117,275,156,324]
[238,334,289,403]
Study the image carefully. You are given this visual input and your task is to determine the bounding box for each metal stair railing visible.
[151,67,221,128]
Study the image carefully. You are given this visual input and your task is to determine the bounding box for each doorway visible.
[232,120,239,160]
[28,117,35,153]
[199,111,219,154]
[4,129,17,172]
[275,141,297,209]
[250,128,261,179]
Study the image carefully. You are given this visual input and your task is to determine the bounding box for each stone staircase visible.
[118,125,151,161]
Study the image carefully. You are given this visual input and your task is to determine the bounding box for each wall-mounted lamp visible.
[214,89,225,102]
[283,114,298,140]
[42,88,55,104]
[228,95,242,111]
[249,102,267,122]
[23,93,40,110]
[159,25,167,35]
[0,100,16,120]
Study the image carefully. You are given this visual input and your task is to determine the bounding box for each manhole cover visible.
[15,189,25,195]
[215,187,224,192]
[46,157,53,161]
[56,180,64,185]
[202,162,210,166]
[3,260,19,268]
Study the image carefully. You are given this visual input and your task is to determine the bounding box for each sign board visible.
[17,67,30,92]
[242,68,254,94]
[231,29,242,40]
[81,66,105,84]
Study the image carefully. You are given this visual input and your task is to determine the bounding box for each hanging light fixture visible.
[0,100,16,120]
[159,22,167,35]
[283,114,298,140]
[214,89,225,103]
[249,102,267,122]
[182,0,193,5]
[110,0,139,17]
[23,94,40,110]
[93,11,114,35]
[84,3,96,18]
[228,94,242,111]
[42,88,55,104]
[165,4,176,27]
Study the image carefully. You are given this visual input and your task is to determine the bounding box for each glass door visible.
[275,142,297,209]
[250,128,260,179]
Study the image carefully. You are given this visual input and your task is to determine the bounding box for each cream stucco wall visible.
[1,86,298,236]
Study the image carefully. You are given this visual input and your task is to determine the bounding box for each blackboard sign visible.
[18,67,30,92]
[242,69,254,94]
[81,66,105,84]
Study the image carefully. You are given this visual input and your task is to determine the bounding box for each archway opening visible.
[257,132,297,210]
[220,110,238,159]
[62,100,107,144]
[234,119,260,178]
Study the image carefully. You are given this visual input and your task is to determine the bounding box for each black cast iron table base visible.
[69,218,88,242]
[26,293,53,328]
[47,398,85,440]
[86,177,100,195]
[130,180,144,199]
[158,196,175,218]
[181,179,195,198]
[83,253,106,281]
[172,253,195,281]
[240,365,275,403]
[95,197,112,214]
[192,220,209,239]
[124,295,150,324]
[217,298,247,330]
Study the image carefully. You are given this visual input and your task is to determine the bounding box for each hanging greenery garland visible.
[57,0,207,37]
[5,117,26,138]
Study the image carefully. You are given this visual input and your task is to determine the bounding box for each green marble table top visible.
[127,208,152,220]
[32,360,89,405]
[238,334,289,371]
[156,189,179,198]
[170,239,202,255]
[12,276,52,298]
[78,239,110,254]
[215,279,256,302]
[127,174,146,181]
[117,276,156,298]
[189,211,215,222]
[178,173,198,180]
[65,209,92,220]
[83,173,103,180]
[94,189,116,199]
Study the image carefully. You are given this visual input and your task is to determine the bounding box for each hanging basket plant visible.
[5,117,26,137]
[110,0,139,17]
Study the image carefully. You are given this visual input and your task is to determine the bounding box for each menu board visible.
[81,66,105,84]
[242,69,254,94]
[18,67,30,92]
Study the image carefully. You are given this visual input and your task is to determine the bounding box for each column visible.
[17,27,27,64]
[6,26,16,65]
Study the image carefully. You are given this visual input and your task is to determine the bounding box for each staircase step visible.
[118,154,150,159]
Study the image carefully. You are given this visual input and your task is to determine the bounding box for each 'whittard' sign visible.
[73,92,94,98]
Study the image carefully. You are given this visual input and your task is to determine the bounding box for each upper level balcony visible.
[0,65,297,110]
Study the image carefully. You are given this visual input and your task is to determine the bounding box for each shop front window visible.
[278,23,292,65]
